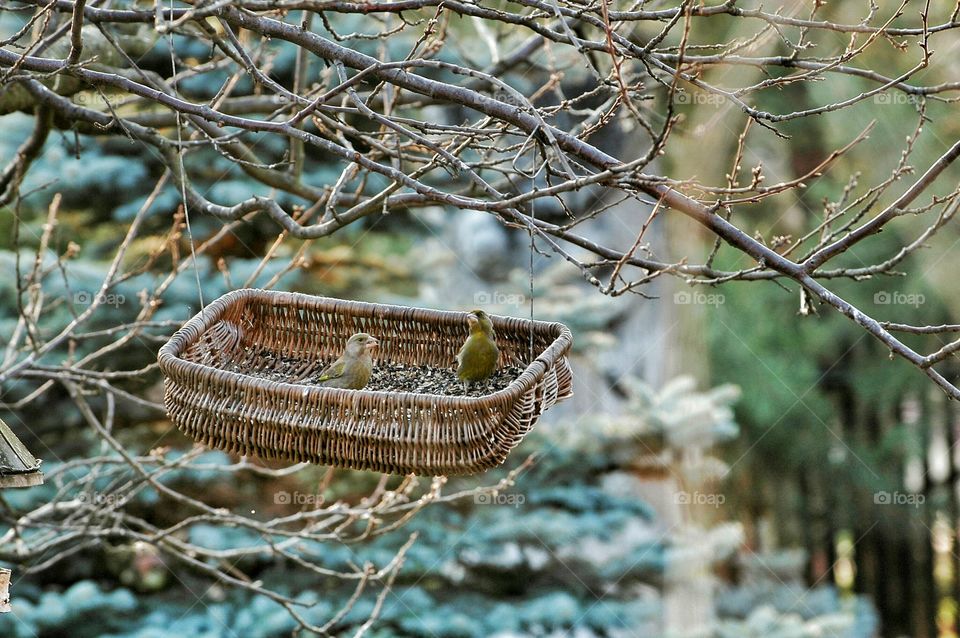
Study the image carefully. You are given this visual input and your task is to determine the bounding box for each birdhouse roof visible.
[0,417,43,488]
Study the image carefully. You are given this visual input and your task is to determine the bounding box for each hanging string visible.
[528,152,536,363]
[167,2,205,312]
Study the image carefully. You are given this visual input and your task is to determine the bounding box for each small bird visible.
[456,309,499,392]
[317,333,379,389]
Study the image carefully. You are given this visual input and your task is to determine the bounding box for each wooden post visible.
[0,568,10,613]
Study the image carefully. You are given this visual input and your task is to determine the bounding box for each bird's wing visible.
[318,358,347,382]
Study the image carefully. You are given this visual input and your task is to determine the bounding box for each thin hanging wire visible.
[167,3,204,312]
[528,153,536,363]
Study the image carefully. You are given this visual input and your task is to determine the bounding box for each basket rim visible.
[158,288,572,406]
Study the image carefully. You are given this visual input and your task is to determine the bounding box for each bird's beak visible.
[467,315,479,327]
[365,338,379,351]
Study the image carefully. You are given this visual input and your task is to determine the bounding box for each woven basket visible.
[158,289,573,475]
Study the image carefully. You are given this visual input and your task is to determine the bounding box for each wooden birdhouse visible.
[0,416,43,613]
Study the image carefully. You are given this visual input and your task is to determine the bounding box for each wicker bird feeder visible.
[158,289,573,476]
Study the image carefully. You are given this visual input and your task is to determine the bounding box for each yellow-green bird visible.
[317,333,379,389]
[456,309,499,392]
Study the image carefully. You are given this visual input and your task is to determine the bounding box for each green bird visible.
[456,309,499,392]
[317,333,379,389]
